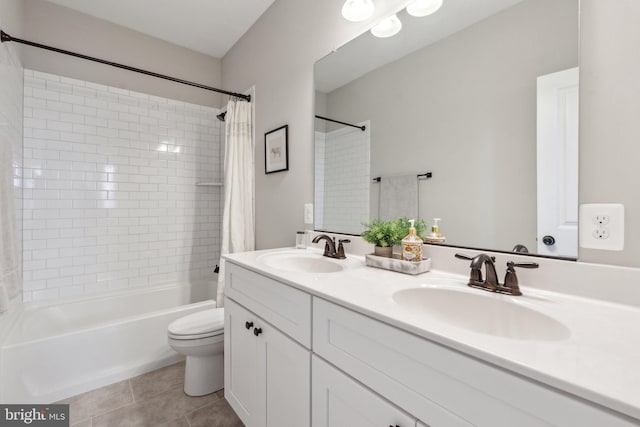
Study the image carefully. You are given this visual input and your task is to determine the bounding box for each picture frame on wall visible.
[264,125,289,174]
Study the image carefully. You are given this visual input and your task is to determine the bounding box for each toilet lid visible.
[168,308,225,337]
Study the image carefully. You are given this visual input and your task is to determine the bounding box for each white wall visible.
[0,0,24,313]
[22,70,222,302]
[222,0,408,249]
[21,0,223,108]
[579,0,640,267]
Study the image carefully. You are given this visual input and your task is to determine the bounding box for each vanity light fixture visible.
[371,14,403,38]
[406,0,443,17]
[341,0,375,22]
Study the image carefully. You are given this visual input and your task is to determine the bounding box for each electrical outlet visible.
[592,228,610,239]
[579,204,624,250]
[593,215,610,226]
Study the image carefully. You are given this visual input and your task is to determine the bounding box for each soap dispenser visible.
[425,218,446,244]
[401,219,423,262]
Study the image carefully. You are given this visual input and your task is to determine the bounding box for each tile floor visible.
[57,362,244,427]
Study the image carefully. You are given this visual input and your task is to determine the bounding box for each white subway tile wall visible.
[0,36,24,307]
[314,123,370,234]
[23,70,223,302]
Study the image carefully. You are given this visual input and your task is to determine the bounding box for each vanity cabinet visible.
[312,355,417,427]
[224,264,311,427]
[224,260,639,427]
[313,298,637,427]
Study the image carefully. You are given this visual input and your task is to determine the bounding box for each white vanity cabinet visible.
[224,263,311,427]
[312,298,638,427]
[224,260,639,427]
[312,355,417,427]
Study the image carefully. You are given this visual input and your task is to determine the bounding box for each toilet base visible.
[184,352,224,396]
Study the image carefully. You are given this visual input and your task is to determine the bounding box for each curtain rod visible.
[0,30,251,102]
[315,115,365,131]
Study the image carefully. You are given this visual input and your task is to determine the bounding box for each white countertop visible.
[224,247,640,421]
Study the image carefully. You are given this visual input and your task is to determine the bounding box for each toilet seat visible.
[168,308,224,340]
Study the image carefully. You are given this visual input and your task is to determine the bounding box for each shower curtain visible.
[0,138,21,313]
[217,99,255,307]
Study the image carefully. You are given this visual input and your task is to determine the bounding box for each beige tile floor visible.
[57,362,244,427]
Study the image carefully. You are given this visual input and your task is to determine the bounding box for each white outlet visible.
[592,228,610,239]
[593,215,610,226]
[579,204,624,250]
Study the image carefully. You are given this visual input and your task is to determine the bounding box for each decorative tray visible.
[365,253,431,275]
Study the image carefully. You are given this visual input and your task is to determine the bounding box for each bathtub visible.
[0,281,217,404]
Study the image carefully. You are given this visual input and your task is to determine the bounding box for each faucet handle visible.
[336,239,350,259]
[507,261,539,269]
[503,261,539,296]
[455,253,496,262]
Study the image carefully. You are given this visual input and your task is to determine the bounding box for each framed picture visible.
[265,125,289,174]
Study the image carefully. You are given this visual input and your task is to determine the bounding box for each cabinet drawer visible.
[225,262,311,347]
[313,298,637,427]
[312,355,416,427]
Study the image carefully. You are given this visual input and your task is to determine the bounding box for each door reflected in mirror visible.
[314,0,579,258]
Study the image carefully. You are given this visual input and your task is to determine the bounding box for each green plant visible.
[395,217,427,240]
[361,219,404,247]
[361,217,428,247]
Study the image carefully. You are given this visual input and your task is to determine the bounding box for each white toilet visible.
[168,307,225,396]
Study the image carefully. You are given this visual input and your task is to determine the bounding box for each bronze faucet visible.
[312,234,350,259]
[455,253,538,296]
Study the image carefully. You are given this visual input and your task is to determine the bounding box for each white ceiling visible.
[45,0,276,58]
[316,0,525,93]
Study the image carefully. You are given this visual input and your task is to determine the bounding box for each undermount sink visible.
[393,286,570,341]
[257,251,344,273]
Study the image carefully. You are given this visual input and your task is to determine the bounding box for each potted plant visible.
[362,217,428,258]
[361,219,404,257]
[395,217,427,240]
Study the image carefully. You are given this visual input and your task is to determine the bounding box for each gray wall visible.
[21,0,223,108]
[223,0,640,267]
[323,0,578,253]
[222,0,408,249]
[579,0,640,267]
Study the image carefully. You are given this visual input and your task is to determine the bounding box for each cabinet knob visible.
[245,321,253,330]
[253,327,263,336]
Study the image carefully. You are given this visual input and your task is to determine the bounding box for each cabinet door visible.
[225,298,260,427]
[226,297,311,427]
[312,355,416,427]
[259,313,311,427]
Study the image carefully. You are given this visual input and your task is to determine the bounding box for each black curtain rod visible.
[0,30,251,102]
[315,115,365,131]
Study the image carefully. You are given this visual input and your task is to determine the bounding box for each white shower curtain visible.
[0,137,21,313]
[216,99,255,307]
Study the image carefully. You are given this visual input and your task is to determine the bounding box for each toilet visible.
[167,307,225,396]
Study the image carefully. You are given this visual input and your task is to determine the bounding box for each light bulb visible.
[341,0,375,22]
[406,0,443,17]
[370,14,402,38]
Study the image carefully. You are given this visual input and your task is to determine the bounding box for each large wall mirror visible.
[314,0,579,259]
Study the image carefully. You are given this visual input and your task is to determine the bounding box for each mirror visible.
[314,0,579,258]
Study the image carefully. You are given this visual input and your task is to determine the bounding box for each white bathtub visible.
[0,282,217,404]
